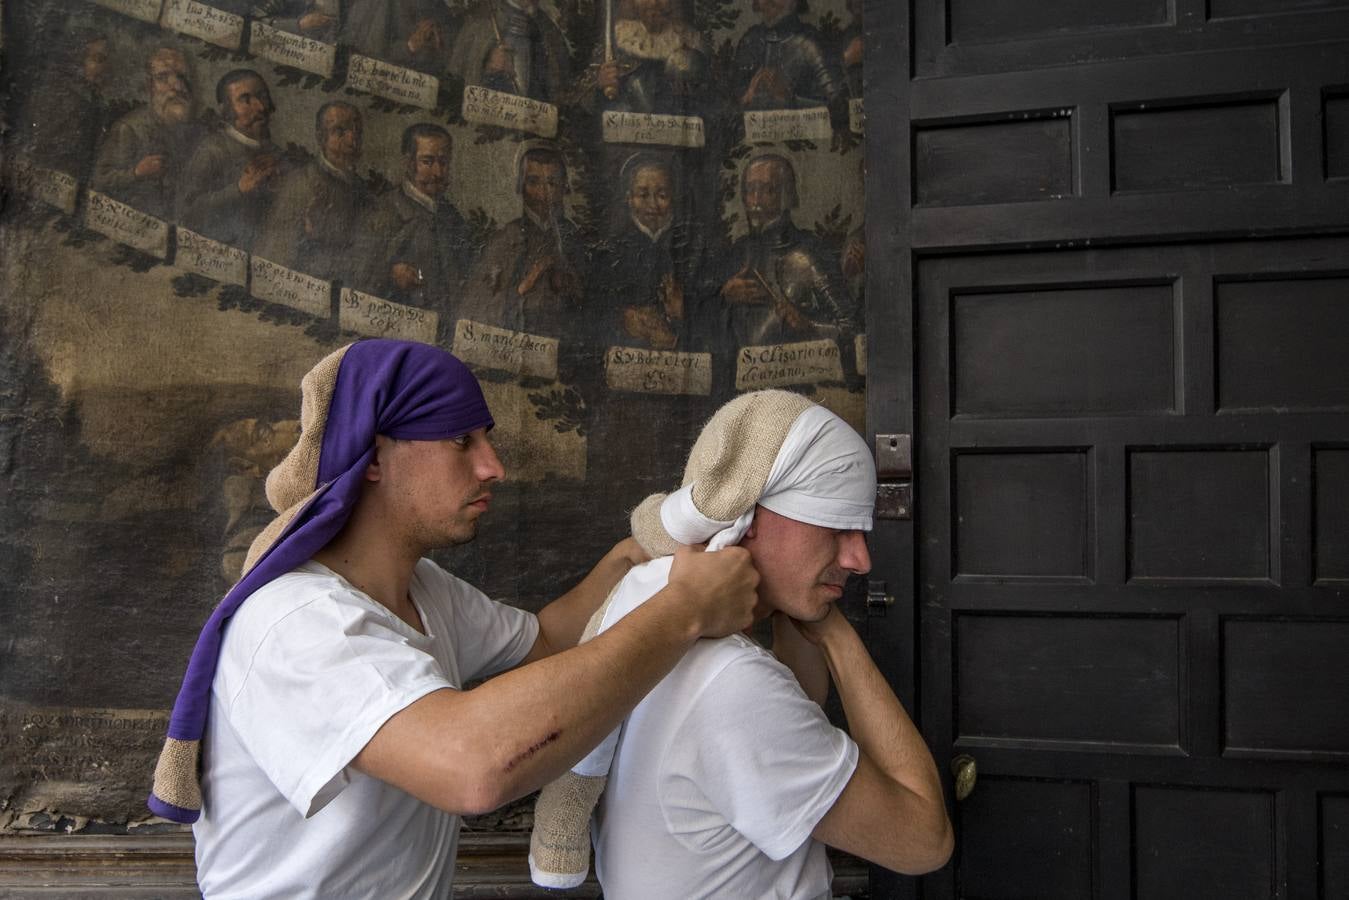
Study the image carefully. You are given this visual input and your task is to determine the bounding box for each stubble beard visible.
[443,484,491,547]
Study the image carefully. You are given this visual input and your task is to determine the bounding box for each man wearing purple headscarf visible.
[152,339,758,898]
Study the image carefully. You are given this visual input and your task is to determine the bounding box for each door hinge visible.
[874,433,913,520]
[874,433,912,479]
[875,482,913,520]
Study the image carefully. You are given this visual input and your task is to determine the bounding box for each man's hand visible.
[392,262,423,291]
[486,44,516,76]
[238,154,280,194]
[742,66,792,107]
[666,545,759,639]
[774,296,814,334]
[598,60,622,95]
[297,11,335,33]
[408,19,443,55]
[517,255,555,295]
[134,154,166,179]
[843,36,864,69]
[623,306,678,350]
[721,271,773,306]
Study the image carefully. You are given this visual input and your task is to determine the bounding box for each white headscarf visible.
[659,404,875,550]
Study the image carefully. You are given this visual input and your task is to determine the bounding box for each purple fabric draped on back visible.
[148,340,492,822]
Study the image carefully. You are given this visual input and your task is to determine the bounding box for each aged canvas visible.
[0,0,866,830]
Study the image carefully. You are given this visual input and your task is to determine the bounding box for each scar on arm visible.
[503,730,560,773]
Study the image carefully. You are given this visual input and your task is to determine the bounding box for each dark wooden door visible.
[863,2,1349,898]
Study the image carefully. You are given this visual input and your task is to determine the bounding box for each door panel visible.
[915,239,1349,899]
[864,3,1347,898]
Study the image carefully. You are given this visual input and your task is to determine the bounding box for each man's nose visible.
[473,438,506,483]
[838,531,871,575]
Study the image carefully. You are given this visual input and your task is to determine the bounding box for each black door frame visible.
[863,1,919,897]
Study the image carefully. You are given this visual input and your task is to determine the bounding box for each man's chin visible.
[437,522,479,549]
[160,100,193,123]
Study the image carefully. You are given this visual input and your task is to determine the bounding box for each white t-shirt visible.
[593,560,859,900]
[193,559,539,900]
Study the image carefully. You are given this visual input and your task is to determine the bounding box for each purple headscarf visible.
[148,340,493,822]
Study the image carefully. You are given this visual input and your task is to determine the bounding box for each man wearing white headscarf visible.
[529,389,953,897]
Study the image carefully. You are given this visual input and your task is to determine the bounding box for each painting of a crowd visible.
[7,0,867,407]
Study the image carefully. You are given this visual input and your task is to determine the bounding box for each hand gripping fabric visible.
[148,339,493,823]
[528,390,875,887]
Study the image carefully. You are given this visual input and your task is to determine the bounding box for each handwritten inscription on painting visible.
[339,288,438,342]
[453,319,559,381]
[736,339,845,390]
[604,347,712,396]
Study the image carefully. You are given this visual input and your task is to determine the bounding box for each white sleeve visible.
[427,564,539,682]
[661,650,859,861]
[222,591,454,818]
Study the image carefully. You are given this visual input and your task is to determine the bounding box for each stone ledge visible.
[0,833,868,897]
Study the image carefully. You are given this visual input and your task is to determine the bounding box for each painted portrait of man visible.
[254,101,371,284]
[719,153,857,346]
[92,47,204,219]
[459,143,586,336]
[176,70,284,251]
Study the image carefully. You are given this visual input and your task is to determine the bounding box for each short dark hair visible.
[515,146,567,194]
[214,69,267,107]
[401,123,451,157]
[64,29,107,70]
[314,101,360,143]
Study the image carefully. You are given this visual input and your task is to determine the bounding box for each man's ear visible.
[365,435,389,482]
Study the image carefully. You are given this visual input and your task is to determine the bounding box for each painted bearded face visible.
[226,75,273,141]
[409,135,452,198]
[148,51,194,124]
[627,165,674,234]
[743,159,791,231]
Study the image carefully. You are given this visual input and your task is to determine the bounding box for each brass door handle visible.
[951,754,977,802]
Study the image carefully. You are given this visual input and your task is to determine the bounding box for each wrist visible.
[652,580,703,644]
[606,536,647,569]
[815,614,860,664]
